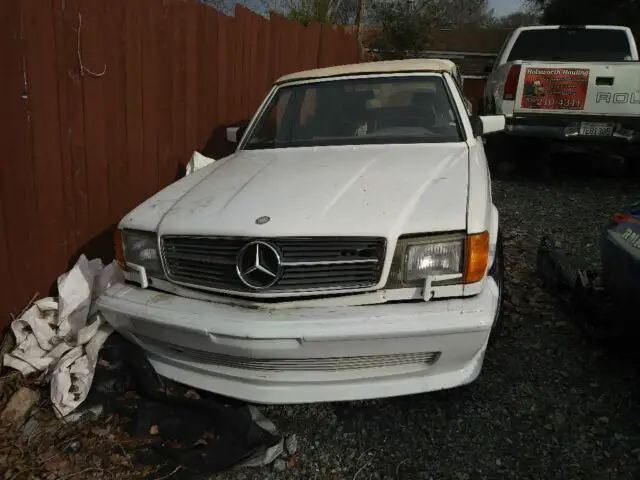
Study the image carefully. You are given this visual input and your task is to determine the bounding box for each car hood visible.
[155,144,469,238]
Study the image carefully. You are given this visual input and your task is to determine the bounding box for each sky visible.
[490,0,526,16]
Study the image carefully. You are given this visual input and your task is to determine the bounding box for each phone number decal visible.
[520,67,590,110]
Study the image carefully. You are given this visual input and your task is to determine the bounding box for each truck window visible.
[507,29,632,62]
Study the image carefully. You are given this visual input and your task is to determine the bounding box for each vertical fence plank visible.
[268,13,282,82]
[52,0,78,263]
[202,6,218,148]
[282,16,299,74]
[232,5,247,121]
[124,0,145,208]
[184,0,199,152]
[246,9,260,115]
[77,0,111,260]
[255,14,271,103]
[172,0,187,164]
[0,0,31,320]
[196,3,209,149]
[104,0,130,226]
[157,0,175,187]
[141,0,160,197]
[216,12,230,125]
[299,22,321,71]
[22,0,68,282]
[218,14,238,123]
[317,25,336,68]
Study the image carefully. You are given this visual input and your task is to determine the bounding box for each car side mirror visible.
[472,115,506,137]
[226,123,248,144]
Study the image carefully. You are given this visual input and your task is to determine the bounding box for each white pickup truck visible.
[97,59,507,404]
[483,25,640,168]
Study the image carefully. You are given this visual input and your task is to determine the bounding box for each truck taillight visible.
[503,65,521,101]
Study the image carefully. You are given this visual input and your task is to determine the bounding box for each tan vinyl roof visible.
[275,59,458,84]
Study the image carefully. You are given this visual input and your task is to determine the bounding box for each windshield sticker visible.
[521,67,590,110]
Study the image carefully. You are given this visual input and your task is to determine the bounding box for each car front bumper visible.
[97,280,499,404]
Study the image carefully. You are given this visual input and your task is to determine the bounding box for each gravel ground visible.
[219,164,640,480]
[3,161,640,480]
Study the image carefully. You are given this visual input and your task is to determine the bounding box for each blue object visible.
[601,200,640,305]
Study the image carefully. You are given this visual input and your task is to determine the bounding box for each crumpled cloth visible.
[185,151,215,176]
[3,255,122,418]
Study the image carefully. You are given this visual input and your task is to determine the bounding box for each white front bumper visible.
[97,280,499,404]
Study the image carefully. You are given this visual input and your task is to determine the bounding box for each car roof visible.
[275,59,458,84]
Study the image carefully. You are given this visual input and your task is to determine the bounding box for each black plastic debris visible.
[83,334,281,480]
[536,235,631,345]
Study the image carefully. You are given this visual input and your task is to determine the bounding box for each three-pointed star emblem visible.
[236,241,283,289]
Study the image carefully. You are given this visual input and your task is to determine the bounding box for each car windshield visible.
[507,29,632,62]
[243,75,463,150]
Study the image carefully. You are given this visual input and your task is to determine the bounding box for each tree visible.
[526,0,640,30]
[367,0,442,59]
[492,10,540,28]
[435,0,494,27]
[259,0,359,24]
[366,0,495,59]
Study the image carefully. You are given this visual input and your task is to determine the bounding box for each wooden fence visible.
[0,0,360,328]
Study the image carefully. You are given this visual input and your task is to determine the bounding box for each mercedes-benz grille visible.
[161,236,386,294]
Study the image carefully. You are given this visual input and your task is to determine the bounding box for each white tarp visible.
[185,151,216,176]
[3,255,121,418]
[2,250,283,467]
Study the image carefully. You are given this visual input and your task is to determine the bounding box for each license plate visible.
[579,122,614,136]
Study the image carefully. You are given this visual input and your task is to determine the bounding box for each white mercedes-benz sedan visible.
[97,59,507,404]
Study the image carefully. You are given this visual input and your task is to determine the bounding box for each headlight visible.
[404,240,463,282]
[120,230,164,277]
[386,232,489,288]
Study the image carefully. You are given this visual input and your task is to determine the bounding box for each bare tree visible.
[257,0,357,24]
[492,10,540,27]
[434,0,494,27]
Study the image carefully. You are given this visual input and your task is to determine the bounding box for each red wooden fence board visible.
[52,0,80,261]
[123,0,145,209]
[104,0,130,227]
[0,0,29,318]
[0,0,363,328]
[140,0,160,198]
[22,0,68,284]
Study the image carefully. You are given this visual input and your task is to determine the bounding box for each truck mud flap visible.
[536,236,628,345]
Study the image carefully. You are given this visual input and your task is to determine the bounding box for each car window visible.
[254,90,292,142]
[507,29,632,62]
[244,75,463,150]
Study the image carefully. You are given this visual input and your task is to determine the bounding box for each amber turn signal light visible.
[464,231,489,284]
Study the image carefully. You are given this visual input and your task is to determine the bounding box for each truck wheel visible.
[488,232,505,345]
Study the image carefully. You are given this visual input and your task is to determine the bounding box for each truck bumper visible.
[97,281,499,404]
[504,115,640,145]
